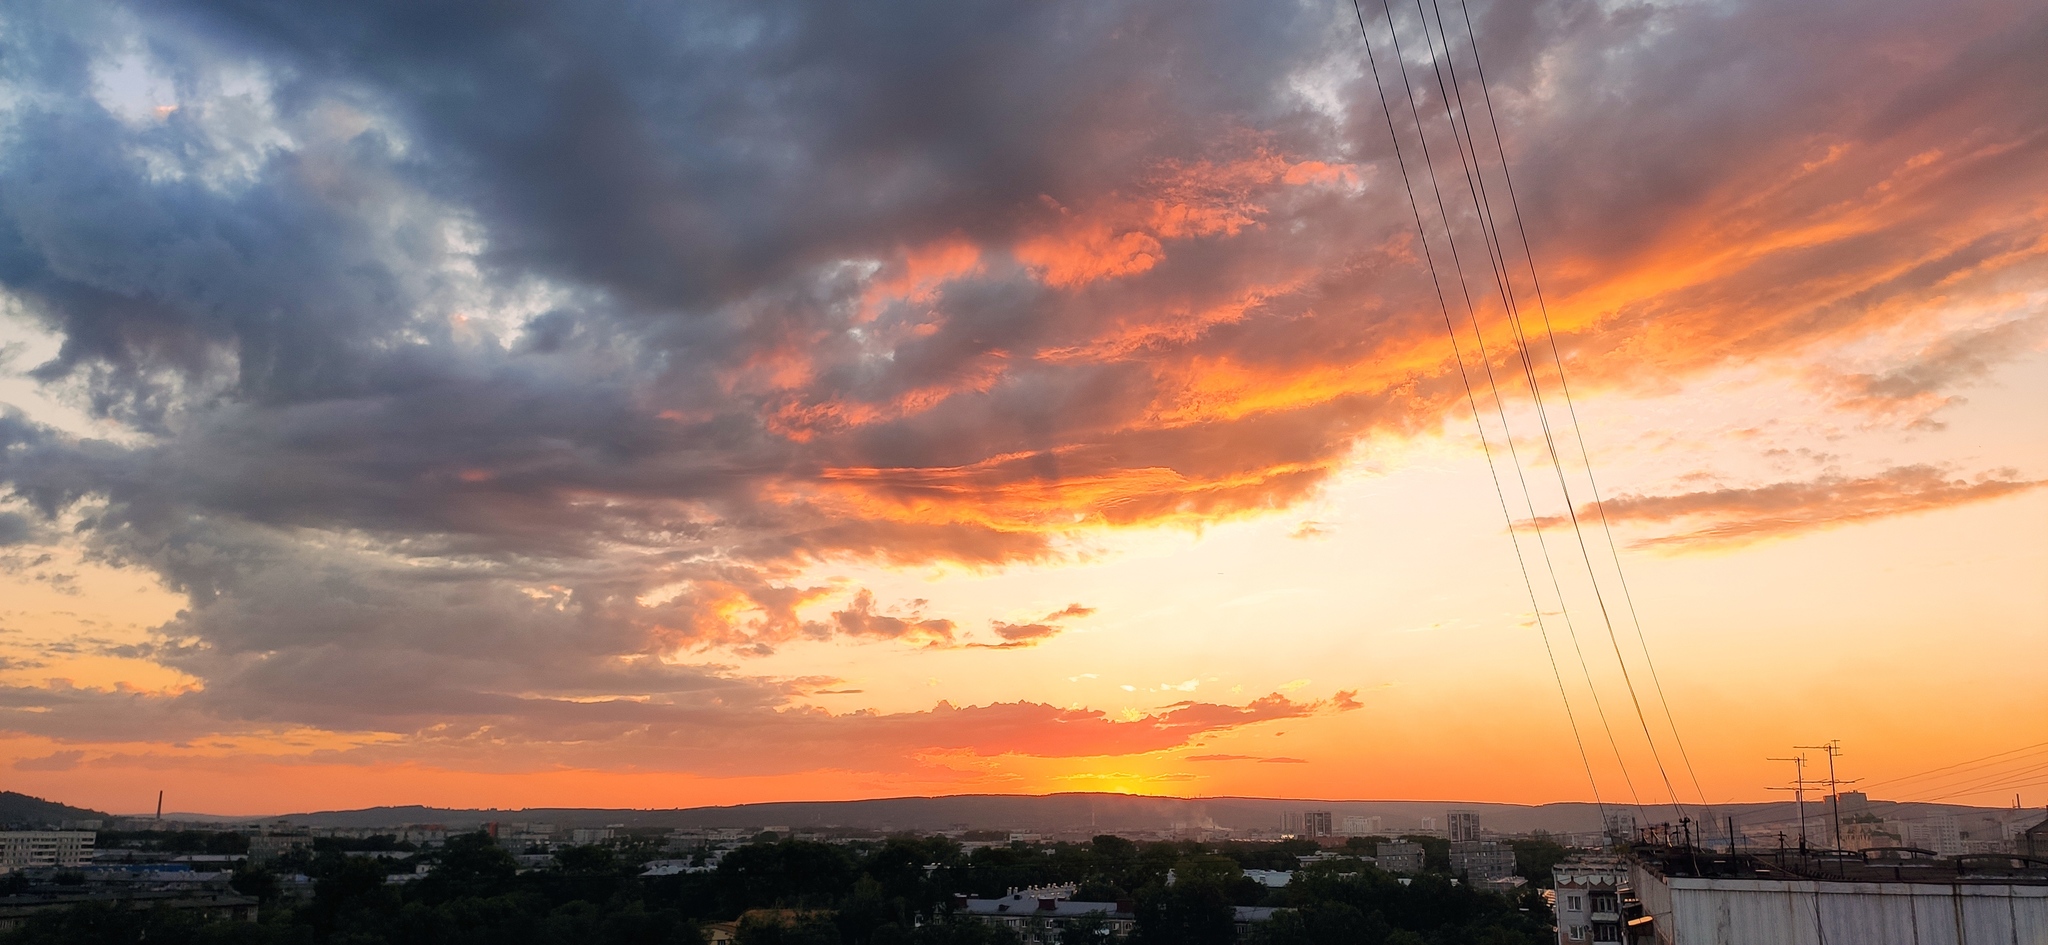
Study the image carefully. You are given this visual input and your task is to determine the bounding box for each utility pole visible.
[1767,754,1815,851]
[1796,740,1857,851]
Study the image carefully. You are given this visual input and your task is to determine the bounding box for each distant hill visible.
[0,791,110,828]
[262,792,2027,837]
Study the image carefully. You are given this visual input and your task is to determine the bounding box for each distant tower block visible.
[1302,811,1333,838]
[1341,815,1382,836]
[1603,810,1637,843]
[1448,809,1482,842]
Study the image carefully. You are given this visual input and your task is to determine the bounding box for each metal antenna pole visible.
[1767,754,1812,851]
[1797,740,1858,851]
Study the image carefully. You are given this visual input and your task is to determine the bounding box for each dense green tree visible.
[1509,835,1569,888]
[1132,882,1235,945]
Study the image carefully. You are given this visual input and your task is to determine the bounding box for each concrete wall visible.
[1631,866,2048,945]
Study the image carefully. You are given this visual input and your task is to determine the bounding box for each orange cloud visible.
[976,603,1096,649]
[1542,465,2044,550]
[1015,146,1356,290]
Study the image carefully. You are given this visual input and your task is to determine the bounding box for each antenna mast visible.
[1796,740,1857,850]
[1766,754,1817,850]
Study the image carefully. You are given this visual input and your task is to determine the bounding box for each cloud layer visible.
[0,0,2042,784]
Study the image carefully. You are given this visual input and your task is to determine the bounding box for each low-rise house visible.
[955,892,1276,944]
[0,890,257,931]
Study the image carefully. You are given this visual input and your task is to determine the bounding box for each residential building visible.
[1450,840,1516,883]
[569,827,616,845]
[246,833,308,866]
[955,892,1136,944]
[1603,810,1637,845]
[1341,815,1383,836]
[1302,811,1333,839]
[1447,810,1482,842]
[2025,811,2048,859]
[1902,815,1964,857]
[0,890,256,931]
[0,832,94,871]
[955,892,1275,944]
[1553,854,1629,945]
[1376,842,1425,874]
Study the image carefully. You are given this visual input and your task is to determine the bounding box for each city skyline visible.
[0,0,2043,816]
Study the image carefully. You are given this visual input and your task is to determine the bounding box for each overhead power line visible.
[1406,0,1692,824]
[1443,0,1717,824]
[1859,741,2048,793]
[1346,0,1611,821]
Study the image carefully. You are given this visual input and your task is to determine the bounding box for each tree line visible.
[1,831,1559,945]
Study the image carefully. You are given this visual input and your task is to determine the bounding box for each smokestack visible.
[155,790,164,821]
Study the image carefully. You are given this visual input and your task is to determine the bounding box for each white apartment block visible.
[0,831,96,871]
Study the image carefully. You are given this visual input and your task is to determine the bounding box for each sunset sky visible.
[0,0,2042,817]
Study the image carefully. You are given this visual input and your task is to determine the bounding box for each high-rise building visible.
[1602,809,1637,844]
[1302,811,1333,838]
[1447,810,1482,842]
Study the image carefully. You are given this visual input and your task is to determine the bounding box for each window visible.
[1566,895,1583,912]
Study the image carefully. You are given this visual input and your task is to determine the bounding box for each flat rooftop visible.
[1630,845,2048,886]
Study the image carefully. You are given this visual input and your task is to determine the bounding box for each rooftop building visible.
[954,892,1274,945]
[1621,845,2048,944]
[1553,854,1630,945]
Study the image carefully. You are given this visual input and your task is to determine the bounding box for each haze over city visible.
[0,0,2043,823]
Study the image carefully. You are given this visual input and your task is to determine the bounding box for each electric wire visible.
[1438,0,1715,822]
[1912,774,2048,805]
[1859,742,2048,793]
[1408,0,1690,822]
[1371,0,1647,818]
[1346,0,1610,822]
[1896,759,2048,803]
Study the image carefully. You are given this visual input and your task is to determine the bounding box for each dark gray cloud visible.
[0,0,2040,767]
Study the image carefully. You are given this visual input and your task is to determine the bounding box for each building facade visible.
[1376,842,1425,874]
[0,832,95,871]
[1447,810,1482,842]
[1451,840,1517,883]
[1554,855,1630,945]
[1341,815,1383,836]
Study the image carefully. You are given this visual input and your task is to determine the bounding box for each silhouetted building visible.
[1376,841,1425,874]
